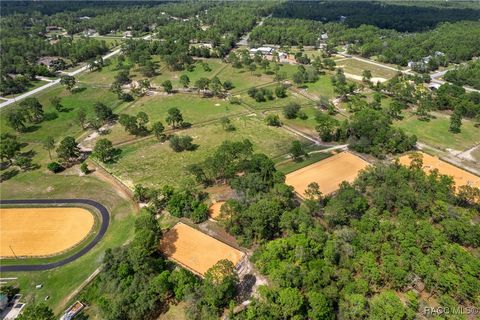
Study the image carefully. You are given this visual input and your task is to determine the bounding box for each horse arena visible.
[0,207,95,258]
[285,151,370,197]
[159,223,244,277]
[399,152,480,190]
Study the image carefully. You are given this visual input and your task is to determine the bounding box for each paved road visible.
[0,199,109,272]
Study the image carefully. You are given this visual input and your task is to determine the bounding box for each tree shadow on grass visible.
[0,169,19,182]
[23,125,40,133]
[71,87,87,94]
[43,112,58,121]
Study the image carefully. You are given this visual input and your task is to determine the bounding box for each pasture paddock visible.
[285,151,369,197]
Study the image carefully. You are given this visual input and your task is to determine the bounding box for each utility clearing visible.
[159,223,244,277]
[0,207,95,258]
[285,151,369,197]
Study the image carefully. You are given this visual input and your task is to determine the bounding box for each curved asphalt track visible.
[0,199,109,272]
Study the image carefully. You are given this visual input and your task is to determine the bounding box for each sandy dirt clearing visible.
[209,201,226,220]
[285,151,369,197]
[0,207,94,258]
[159,223,244,277]
[399,152,480,190]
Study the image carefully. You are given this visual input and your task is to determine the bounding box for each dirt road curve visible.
[0,199,109,272]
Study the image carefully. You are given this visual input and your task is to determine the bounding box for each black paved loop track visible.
[0,199,109,272]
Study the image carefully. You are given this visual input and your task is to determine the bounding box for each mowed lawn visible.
[0,146,136,313]
[120,93,246,123]
[151,58,226,88]
[77,56,160,85]
[105,116,303,188]
[0,84,125,144]
[97,93,249,145]
[303,75,336,98]
[279,106,347,136]
[396,113,480,151]
[238,85,314,110]
[337,58,399,80]
[217,65,276,93]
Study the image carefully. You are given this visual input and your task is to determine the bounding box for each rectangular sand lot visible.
[159,223,244,277]
[399,152,480,190]
[285,151,369,197]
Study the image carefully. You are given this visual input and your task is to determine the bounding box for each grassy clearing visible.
[76,55,158,85]
[217,65,275,93]
[303,75,336,98]
[120,93,246,124]
[337,58,399,80]
[151,59,225,88]
[97,93,249,145]
[276,151,332,174]
[0,162,136,314]
[395,112,480,151]
[274,106,347,136]
[0,84,124,144]
[238,85,313,110]
[104,116,304,188]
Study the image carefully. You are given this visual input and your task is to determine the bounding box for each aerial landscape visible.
[0,1,479,319]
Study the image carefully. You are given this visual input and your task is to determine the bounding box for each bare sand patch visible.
[159,223,244,277]
[399,152,480,190]
[285,151,369,197]
[0,207,95,258]
[209,201,226,220]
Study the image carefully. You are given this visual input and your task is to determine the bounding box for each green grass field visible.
[94,93,249,145]
[396,112,480,151]
[0,84,125,144]
[238,85,313,110]
[104,116,304,188]
[303,75,336,98]
[217,65,276,93]
[151,58,226,88]
[337,58,399,80]
[273,106,347,136]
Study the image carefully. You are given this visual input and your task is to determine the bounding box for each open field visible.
[278,106,347,136]
[217,65,276,93]
[151,58,225,88]
[238,84,313,110]
[0,207,94,258]
[159,223,244,276]
[337,58,399,81]
[97,93,248,145]
[395,113,480,151]
[399,152,480,190]
[285,151,369,197]
[0,84,125,144]
[105,116,303,188]
[303,76,336,98]
[209,201,225,220]
[76,55,158,85]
